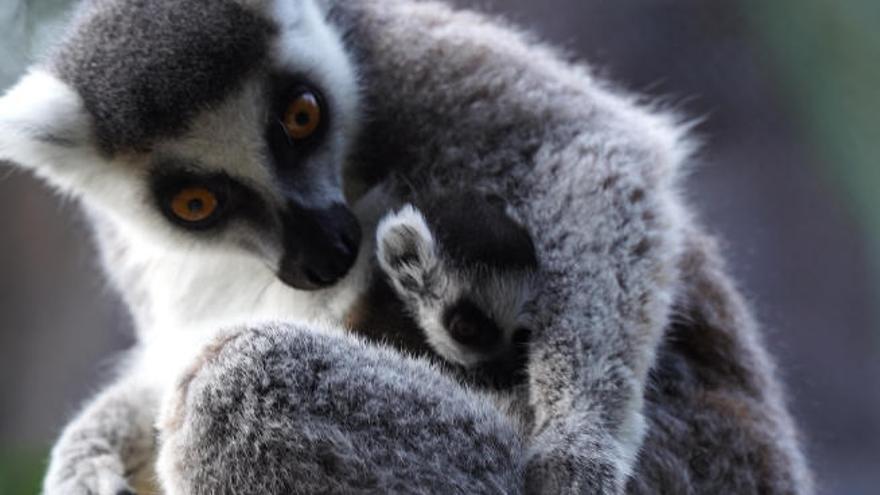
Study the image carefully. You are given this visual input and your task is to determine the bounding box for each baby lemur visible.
[347,190,538,389]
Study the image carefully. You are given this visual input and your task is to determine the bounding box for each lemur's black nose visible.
[278,202,362,290]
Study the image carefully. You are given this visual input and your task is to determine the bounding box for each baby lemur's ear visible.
[0,69,98,189]
[377,205,438,272]
[376,205,444,296]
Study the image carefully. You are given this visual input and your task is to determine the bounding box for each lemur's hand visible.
[43,452,135,495]
[42,377,158,495]
[524,414,631,495]
[526,449,620,495]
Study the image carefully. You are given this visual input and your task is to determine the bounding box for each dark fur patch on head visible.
[416,191,537,271]
[53,0,273,153]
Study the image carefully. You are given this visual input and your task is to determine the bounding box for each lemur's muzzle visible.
[277,202,361,290]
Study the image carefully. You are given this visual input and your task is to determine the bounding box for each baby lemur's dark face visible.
[349,190,537,378]
[443,299,504,354]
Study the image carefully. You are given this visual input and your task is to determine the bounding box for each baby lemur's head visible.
[361,190,537,375]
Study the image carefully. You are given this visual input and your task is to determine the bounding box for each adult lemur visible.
[0,0,812,493]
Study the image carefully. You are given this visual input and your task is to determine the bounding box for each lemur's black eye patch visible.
[151,169,270,232]
[443,299,502,352]
[266,77,330,175]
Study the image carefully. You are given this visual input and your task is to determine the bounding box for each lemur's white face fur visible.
[0,0,360,299]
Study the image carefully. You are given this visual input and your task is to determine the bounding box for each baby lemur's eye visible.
[283,89,323,140]
[170,187,221,225]
[444,299,502,352]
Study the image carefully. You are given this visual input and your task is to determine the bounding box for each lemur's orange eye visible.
[170,187,219,223]
[283,91,322,140]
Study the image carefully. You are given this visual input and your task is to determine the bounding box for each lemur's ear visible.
[0,69,97,188]
[376,204,438,275]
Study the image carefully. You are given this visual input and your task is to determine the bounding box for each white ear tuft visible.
[0,69,92,172]
[376,204,437,274]
[0,68,104,195]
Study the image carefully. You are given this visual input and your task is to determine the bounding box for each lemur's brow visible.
[53,0,273,153]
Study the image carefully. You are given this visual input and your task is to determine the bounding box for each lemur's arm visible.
[510,133,686,494]
[155,324,525,495]
[43,372,159,495]
[372,183,677,494]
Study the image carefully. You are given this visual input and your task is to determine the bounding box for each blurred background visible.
[1,0,878,493]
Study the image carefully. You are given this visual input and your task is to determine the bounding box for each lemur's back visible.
[629,232,813,493]
[337,0,813,491]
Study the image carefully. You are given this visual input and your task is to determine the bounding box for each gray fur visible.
[338,0,691,490]
[158,324,526,495]
[0,0,813,493]
[53,0,272,152]
[43,374,159,495]
[629,231,813,494]
[160,232,813,495]
[160,0,814,492]
[329,0,812,491]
